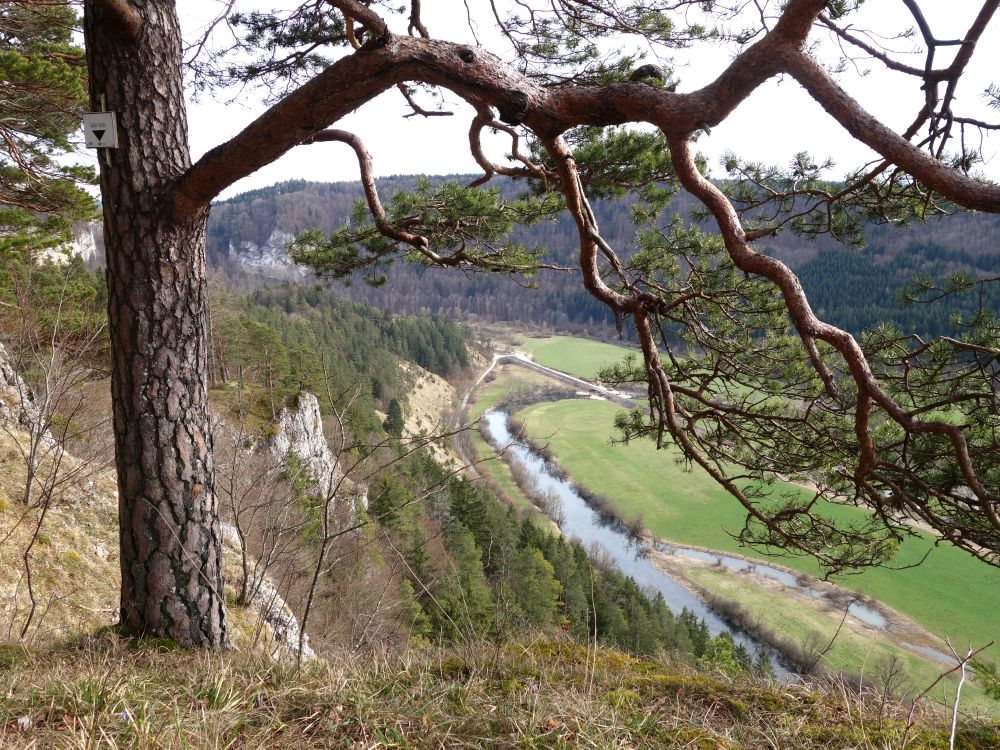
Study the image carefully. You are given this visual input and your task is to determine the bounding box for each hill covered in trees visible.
[0,246,472,442]
[1,253,791,744]
[209,282,471,436]
[207,177,1000,340]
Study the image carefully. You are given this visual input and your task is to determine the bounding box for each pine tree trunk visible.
[84,0,227,648]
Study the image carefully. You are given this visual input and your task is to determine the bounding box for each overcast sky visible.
[169,0,1000,200]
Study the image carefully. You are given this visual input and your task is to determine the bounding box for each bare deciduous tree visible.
[1,269,112,641]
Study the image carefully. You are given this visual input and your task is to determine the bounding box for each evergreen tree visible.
[543,537,590,634]
[753,651,777,680]
[510,547,562,625]
[437,522,494,636]
[368,474,412,530]
[383,398,404,438]
[1,1,94,254]
[699,633,746,677]
[0,1,99,344]
[398,578,432,642]
[679,609,710,657]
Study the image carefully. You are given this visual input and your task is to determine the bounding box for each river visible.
[481,409,793,678]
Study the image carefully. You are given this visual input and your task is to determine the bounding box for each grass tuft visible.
[2,630,997,748]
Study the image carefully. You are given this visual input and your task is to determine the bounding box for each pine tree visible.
[398,578,432,642]
[510,547,562,625]
[438,522,494,635]
[680,609,710,657]
[383,398,404,438]
[1,1,94,256]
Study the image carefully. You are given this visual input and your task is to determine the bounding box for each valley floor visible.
[461,335,1000,717]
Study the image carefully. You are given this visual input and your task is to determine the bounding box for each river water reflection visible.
[482,409,792,677]
[654,544,888,630]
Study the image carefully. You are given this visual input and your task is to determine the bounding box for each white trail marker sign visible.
[83,112,119,148]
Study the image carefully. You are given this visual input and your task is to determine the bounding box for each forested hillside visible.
[797,242,1000,337]
[208,177,1000,340]
[2,250,750,662]
[362,450,760,671]
[207,176,626,336]
[210,282,471,435]
[0,242,471,443]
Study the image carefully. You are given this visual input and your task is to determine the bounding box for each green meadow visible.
[518,397,1000,658]
[514,335,638,379]
[468,364,553,420]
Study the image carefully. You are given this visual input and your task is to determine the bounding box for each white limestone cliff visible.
[265,392,338,492]
[226,228,306,279]
[0,341,57,452]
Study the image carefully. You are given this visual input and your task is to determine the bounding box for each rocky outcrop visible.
[31,221,104,267]
[216,392,366,660]
[219,524,316,661]
[226,228,305,279]
[0,341,56,452]
[0,341,33,430]
[70,221,102,266]
[265,392,338,491]
[0,342,324,655]
[249,572,316,661]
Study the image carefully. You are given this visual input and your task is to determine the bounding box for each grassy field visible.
[515,335,638,380]
[517,397,1000,663]
[686,567,997,715]
[468,365,553,420]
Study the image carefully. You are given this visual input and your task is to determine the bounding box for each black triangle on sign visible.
[93,129,106,143]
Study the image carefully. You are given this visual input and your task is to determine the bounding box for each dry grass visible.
[0,429,121,643]
[0,423,290,655]
[397,361,462,469]
[2,631,997,749]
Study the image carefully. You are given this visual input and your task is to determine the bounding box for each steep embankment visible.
[0,342,121,640]
[0,342,322,656]
[399,360,462,468]
[2,346,998,746]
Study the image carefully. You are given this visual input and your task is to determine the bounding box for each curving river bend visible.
[481,409,794,678]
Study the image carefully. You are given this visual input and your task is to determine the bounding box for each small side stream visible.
[655,544,888,630]
[482,409,793,678]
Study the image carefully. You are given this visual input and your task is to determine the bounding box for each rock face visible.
[223,391,365,659]
[226,228,305,279]
[0,342,322,656]
[81,220,304,279]
[265,392,338,491]
[66,221,101,265]
[0,341,55,451]
[0,341,32,429]
[248,570,317,660]
[31,221,104,267]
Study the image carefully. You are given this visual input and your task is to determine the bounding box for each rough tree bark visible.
[84,0,226,647]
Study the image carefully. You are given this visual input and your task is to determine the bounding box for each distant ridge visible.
[184,176,1000,339]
